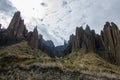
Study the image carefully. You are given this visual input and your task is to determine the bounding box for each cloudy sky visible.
[0,0,120,46]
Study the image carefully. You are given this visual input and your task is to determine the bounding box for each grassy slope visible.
[0,41,120,79]
[60,50,120,79]
[0,41,51,67]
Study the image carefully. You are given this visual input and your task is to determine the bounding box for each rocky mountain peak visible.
[68,25,96,52]
[6,11,20,32]
[66,22,120,65]
[6,11,27,40]
[0,11,120,66]
[0,24,1,32]
[85,25,91,33]
[111,22,118,30]
[0,24,1,28]
[101,22,120,65]
[29,27,39,49]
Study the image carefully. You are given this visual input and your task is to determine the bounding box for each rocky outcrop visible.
[83,26,96,51]
[29,27,39,49]
[101,22,120,65]
[0,24,1,32]
[1,11,28,45]
[66,22,120,65]
[0,24,1,29]
[38,35,56,57]
[0,11,39,49]
[1,11,120,65]
[2,11,55,54]
[6,11,28,39]
[68,25,96,52]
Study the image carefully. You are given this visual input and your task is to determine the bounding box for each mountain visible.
[101,22,120,65]
[0,43,120,80]
[0,11,120,80]
[66,22,120,65]
[29,27,38,49]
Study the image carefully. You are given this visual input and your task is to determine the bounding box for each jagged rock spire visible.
[69,25,96,52]
[67,22,120,65]
[6,11,28,39]
[101,22,120,65]
[1,11,120,65]
[0,24,1,31]
[29,26,39,49]
[0,24,1,28]
[6,11,21,36]
[85,25,91,33]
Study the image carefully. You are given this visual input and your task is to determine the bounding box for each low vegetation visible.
[0,41,120,80]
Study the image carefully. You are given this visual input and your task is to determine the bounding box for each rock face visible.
[66,22,120,65]
[0,24,1,29]
[0,24,2,32]
[0,11,39,49]
[0,11,120,65]
[0,12,27,45]
[2,11,39,49]
[0,11,28,45]
[69,25,96,52]
[6,11,28,40]
[29,27,39,49]
[101,22,120,65]
[38,36,56,57]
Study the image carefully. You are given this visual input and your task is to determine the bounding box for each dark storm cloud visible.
[0,0,16,15]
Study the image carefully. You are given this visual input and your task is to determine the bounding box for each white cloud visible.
[0,0,120,46]
[0,0,16,28]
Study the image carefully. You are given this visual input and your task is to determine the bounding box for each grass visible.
[57,50,120,79]
[0,41,120,79]
[0,41,51,68]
